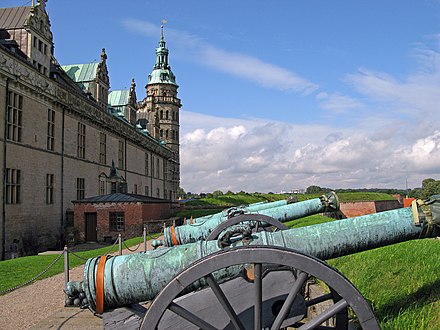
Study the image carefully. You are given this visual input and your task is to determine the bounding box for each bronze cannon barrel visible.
[163,191,339,246]
[65,197,439,313]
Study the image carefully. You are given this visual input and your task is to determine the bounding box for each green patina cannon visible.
[65,196,440,330]
[162,192,340,247]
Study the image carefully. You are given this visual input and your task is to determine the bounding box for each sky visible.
[4,0,440,193]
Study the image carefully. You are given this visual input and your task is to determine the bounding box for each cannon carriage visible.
[65,193,440,329]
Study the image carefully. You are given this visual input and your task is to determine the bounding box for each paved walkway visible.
[31,308,102,329]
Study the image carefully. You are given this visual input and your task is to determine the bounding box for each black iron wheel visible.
[141,246,379,330]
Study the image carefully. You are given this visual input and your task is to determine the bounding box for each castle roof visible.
[61,62,98,86]
[108,90,130,107]
[0,6,31,29]
[147,28,177,86]
[73,192,170,204]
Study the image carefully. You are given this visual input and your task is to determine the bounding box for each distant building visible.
[0,0,181,258]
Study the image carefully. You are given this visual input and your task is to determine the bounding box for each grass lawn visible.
[328,239,440,329]
[0,234,160,294]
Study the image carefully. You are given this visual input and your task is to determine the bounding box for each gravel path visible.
[0,240,158,329]
[0,261,86,329]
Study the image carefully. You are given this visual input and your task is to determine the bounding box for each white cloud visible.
[122,19,318,94]
[316,92,364,113]
[399,131,440,173]
[180,108,440,193]
[201,46,318,94]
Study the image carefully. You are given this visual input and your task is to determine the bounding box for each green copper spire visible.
[147,23,177,86]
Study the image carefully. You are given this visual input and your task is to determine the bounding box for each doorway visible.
[85,212,97,242]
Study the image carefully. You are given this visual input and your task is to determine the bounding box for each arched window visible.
[160,110,163,119]
[166,110,169,120]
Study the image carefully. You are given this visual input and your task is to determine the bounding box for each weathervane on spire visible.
[161,19,167,38]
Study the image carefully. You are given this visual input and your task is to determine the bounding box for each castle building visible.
[0,0,181,258]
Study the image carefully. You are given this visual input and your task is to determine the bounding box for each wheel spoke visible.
[305,293,334,307]
[270,270,309,330]
[205,274,245,330]
[254,263,262,330]
[168,302,217,330]
[297,299,349,330]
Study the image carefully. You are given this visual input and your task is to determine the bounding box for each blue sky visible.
[5,0,440,193]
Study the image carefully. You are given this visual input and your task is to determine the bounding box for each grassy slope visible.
[284,216,440,329]
[184,192,396,207]
[328,239,440,330]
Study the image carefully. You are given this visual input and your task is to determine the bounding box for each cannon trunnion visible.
[65,195,440,329]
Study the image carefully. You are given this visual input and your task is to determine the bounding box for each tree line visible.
[178,178,440,200]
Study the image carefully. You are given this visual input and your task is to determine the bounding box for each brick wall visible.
[339,200,402,218]
[74,201,170,243]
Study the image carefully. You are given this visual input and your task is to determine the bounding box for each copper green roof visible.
[147,33,177,86]
[108,90,129,107]
[61,63,98,83]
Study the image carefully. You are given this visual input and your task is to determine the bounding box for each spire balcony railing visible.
[146,95,181,107]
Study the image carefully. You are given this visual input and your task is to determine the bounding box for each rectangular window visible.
[77,122,86,158]
[109,212,125,232]
[163,161,168,181]
[46,174,54,204]
[38,40,43,52]
[151,156,155,178]
[134,184,138,194]
[6,168,21,204]
[99,179,105,195]
[33,36,37,48]
[111,182,117,194]
[145,186,149,196]
[7,92,23,142]
[65,210,74,227]
[100,132,106,164]
[47,109,55,150]
[145,153,149,176]
[156,158,160,178]
[118,140,124,169]
[76,178,85,200]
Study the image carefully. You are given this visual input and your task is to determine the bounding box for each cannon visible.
[65,196,440,329]
[189,198,294,224]
[162,192,340,247]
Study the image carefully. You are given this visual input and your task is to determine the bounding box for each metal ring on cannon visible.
[206,213,288,242]
[141,246,379,329]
